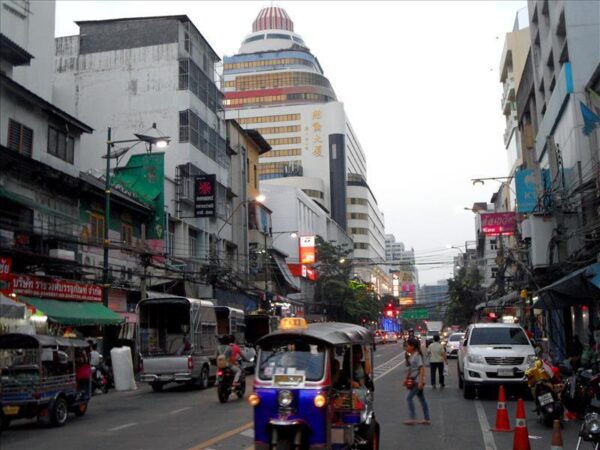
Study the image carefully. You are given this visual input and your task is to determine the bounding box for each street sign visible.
[401,308,428,320]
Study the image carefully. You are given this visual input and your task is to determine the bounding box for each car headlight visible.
[468,354,485,364]
[526,355,537,366]
[585,413,600,434]
[278,390,293,407]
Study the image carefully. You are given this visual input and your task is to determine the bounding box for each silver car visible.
[445,333,464,358]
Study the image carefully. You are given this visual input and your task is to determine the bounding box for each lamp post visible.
[102,124,169,357]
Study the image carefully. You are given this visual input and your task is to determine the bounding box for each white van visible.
[137,296,218,392]
[457,323,535,399]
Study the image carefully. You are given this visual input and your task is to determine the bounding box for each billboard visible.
[481,212,516,236]
[194,175,216,218]
[299,235,316,264]
[2,274,102,302]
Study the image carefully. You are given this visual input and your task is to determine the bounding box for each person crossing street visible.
[427,334,447,388]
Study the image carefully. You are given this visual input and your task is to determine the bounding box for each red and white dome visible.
[252,7,294,32]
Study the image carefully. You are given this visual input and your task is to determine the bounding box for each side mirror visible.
[463,339,468,347]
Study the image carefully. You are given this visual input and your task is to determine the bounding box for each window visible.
[179,109,228,169]
[491,267,498,279]
[224,93,333,108]
[348,198,368,206]
[469,327,529,346]
[230,72,332,92]
[490,239,497,251]
[189,229,198,258]
[354,242,369,250]
[178,58,222,112]
[302,189,324,199]
[237,114,300,125]
[121,223,133,247]
[254,125,301,135]
[349,227,369,235]
[262,148,301,158]
[7,119,33,157]
[47,126,74,163]
[223,58,314,71]
[90,213,105,243]
[266,137,301,146]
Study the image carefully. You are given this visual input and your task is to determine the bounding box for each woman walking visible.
[403,337,430,425]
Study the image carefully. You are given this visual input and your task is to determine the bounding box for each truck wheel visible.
[151,382,163,392]
[50,397,69,426]
[199,366,209,390]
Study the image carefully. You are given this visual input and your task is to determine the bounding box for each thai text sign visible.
[481,212,516,236]
[6,274,103,302]
[401,308,428,320]
[0,257,12,278]
[299,235,316,264]
[194,175,216,218]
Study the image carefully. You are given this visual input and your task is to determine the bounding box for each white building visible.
[224,6,388,293]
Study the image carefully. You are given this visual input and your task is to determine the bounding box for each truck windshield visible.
[258,342,326,381]
[469,327,529,345]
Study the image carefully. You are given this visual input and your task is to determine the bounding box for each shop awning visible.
[533,263,600,310]
[270,251,301,292]
[0,293,26,319]
[22,297,125,325]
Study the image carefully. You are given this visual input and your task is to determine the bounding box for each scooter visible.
[92,365,109,394]
[216,363,246,403]
[525,359,564,426]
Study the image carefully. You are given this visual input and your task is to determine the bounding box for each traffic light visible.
[384,303,394,318]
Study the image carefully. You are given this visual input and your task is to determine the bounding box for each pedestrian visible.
[427,334,446,388]
[403,337,430,425]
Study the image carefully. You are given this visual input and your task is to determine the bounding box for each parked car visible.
[386,332,399,343]
[373,330,385,345]
[445,332,465,358]
[458,323,535,399]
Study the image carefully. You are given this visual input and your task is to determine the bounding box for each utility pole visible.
[102,127,112,359]
[263,231,268,311]
[140,224,148,301]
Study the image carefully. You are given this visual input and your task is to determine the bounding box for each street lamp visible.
[102,123,169,357]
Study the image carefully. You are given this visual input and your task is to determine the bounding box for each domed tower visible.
[223,6,336,109]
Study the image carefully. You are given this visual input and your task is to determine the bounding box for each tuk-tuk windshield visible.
[258,341,326,381]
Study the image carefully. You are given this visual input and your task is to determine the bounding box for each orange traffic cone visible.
[491,385,513,432]
[513,398,531,450]
[551,419,563,450]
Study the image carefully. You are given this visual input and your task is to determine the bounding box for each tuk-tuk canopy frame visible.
[257,322,372,348]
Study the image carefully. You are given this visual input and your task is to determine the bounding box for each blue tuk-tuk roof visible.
[257,322,372,347]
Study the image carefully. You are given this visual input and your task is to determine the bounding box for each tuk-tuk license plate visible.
[538,393,553,406]
[273,374,305,387]
[2,406,20,416]
[497,368,514,377]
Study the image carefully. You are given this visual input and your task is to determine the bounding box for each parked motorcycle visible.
[525,359,564,426]
[216,364,246,403]
[92,365,109,394]
[576,404,600,450]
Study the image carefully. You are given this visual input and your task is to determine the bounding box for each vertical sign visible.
[194,175,216,218]
[299,235,316,264]
[311,109,324,157]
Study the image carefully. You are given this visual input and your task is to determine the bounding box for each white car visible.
[457,323,535,399]
[445,332,464,358]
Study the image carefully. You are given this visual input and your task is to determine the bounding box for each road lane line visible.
[240,428,254,438]
[188,421,253,450]
[169,406,192,414]
[374,360,405,381]
[475,400,497,450]
[108,422,137,432]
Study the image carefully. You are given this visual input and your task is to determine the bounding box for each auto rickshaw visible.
[0,333,91,431]
[249,318,379,450]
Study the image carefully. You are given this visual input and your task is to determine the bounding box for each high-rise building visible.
[384,234,418,304]
[224,6,388,292]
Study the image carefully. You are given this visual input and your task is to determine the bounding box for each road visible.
[2,342,585,450]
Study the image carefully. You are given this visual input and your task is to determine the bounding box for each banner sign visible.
[194,175,216,218]
[3,274,103,302]
[481,212,516,236]
[0,257,12,278]
[299,235,316,264]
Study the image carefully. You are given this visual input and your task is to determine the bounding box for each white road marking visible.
[169,407,192,414]
[474,400,497,450]
[108,422,138,432]
[239,428,255,438]
[374,360,405,381]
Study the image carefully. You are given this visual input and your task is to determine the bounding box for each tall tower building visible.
[224,7,388,291]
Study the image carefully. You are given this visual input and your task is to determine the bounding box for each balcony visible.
[501,75,515,115]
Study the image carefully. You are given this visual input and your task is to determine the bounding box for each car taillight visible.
[188,356,194,370]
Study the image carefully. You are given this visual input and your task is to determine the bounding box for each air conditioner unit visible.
[529,216,556,269]
[49,249,76,261]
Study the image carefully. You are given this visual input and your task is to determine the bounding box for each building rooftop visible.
[253,7,294,32]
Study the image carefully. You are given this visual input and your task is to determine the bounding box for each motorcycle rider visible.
[90,342,101,367]
[225,335,248,386]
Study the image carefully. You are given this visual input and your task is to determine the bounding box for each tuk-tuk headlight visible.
[314,393,327,408]
[278,390,293,407]
[585,413,600,434]
[248,392,260,407]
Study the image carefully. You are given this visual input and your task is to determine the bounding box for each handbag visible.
[404,378,415,390]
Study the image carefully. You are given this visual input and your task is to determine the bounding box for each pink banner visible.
[481,212,516,235]
[5,274,103,302]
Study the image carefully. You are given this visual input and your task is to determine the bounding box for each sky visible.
[55,0,527,284]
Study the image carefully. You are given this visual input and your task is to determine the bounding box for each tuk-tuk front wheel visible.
[50,397,69,426]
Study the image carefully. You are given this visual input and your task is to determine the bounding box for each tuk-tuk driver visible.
[351,345,365,388]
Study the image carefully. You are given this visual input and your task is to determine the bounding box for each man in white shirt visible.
[90,343,101,367]
[427,334,447,388]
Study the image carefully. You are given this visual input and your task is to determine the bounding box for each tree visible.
[446,267,483,327]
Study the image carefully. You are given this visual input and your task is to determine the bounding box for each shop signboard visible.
[0,256,12,279]
[194,174,217,218]
[481,212,516,236]
[3,274,102,302]
[299,235,316,264]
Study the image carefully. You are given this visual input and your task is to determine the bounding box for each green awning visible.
[22,297,125,326]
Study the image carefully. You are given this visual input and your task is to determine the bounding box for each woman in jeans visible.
[404,337,430,425]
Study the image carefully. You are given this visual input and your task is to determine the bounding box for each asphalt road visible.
[1,342,586,450]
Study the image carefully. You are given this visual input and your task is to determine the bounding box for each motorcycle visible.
[217,363,246,403]
[525,359,564,426]
[576,402,600,450]
[92,365,109,394]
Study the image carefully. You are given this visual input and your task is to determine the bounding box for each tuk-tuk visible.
[249,318,379,449]
[0,334,91,431]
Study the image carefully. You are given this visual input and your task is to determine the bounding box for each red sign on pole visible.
[4,274,103,302]
[299,235,316,264]
[481,212,516,236]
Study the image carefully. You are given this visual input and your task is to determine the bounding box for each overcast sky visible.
[55,0,526,284]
